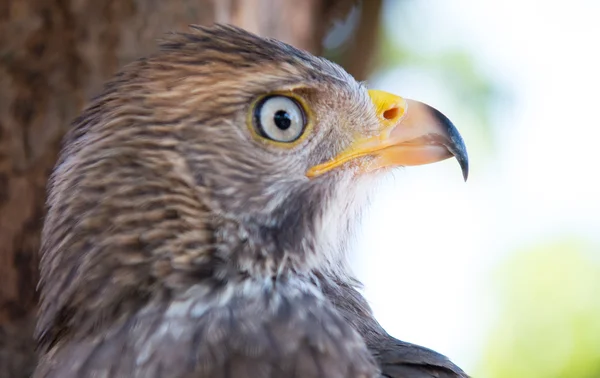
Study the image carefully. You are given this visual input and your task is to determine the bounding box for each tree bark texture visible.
[0,1,380,377]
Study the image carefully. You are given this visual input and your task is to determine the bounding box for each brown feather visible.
[35,24,467,378]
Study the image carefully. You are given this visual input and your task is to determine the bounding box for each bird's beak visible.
[306,90,469,181]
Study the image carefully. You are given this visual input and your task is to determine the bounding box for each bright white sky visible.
[352,0,600,371]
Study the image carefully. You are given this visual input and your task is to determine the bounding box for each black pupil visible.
[273,110,292,130]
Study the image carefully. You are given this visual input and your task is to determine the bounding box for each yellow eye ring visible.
[247,91,314,149]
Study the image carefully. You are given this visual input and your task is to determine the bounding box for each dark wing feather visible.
[374,339,468,378]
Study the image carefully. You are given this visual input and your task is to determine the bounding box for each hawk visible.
[34,25,469,378]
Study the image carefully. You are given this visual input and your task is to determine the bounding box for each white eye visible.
[254,95,307,143]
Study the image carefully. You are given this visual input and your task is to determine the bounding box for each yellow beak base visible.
[306,90,469,181]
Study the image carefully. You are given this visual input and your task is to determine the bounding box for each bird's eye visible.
[253,95,307,143]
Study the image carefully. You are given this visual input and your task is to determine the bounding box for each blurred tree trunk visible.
[0,0,380,377]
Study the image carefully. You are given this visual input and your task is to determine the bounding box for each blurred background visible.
[1,1,599,377]
[352,1,600,377]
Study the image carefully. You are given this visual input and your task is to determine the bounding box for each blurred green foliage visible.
[479,238,600,378]
[376,24,503,157]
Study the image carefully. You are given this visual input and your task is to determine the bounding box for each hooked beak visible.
[306,90,469,181]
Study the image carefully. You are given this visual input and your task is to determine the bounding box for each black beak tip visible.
[450,128,469,182]
[458,151,469,182]
[428,105,470,182]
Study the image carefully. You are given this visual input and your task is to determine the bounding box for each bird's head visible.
[40,25,468,330]
[149,25,467,274]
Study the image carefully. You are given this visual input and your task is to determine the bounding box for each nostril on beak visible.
[383,107,400,121]
[367,89,407,125]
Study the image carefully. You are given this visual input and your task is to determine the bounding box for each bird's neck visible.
[37,181,352,350]
[37,140,365,350]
